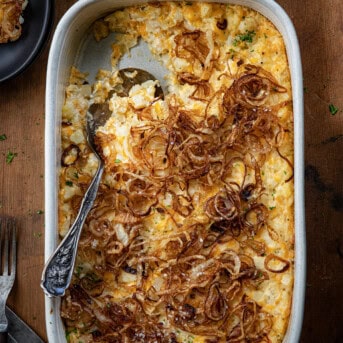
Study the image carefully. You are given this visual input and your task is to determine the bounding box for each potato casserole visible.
[59,2,294,342]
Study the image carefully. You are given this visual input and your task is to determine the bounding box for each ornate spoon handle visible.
[41,162,104,297]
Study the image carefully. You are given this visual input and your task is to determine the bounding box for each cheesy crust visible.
[59,3,294,343]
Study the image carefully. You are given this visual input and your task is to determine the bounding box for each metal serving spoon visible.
[41,68,164,297]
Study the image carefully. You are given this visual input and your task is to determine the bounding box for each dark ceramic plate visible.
[0,0,53,83]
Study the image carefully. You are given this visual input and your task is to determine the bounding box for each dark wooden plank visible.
[0,1,76,342]
[278,0,343,342]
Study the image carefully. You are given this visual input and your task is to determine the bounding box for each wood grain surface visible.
[0,1,342,342]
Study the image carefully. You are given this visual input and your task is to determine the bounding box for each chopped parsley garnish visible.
[303,87,308,93]
[229,48,236,59]
[115,158,122,163]
[6,151,17,164]
[73,172,79,179]
[75,265,83,277]
[36,210,44,215]
[329,104,339,115]
[269,206,276,210]
[65,328,77,342]
[233,30,256,46]
[66,180,73,186]
[0,134,7,141]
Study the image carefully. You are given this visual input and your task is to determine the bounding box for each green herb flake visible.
[303,87,308,93]
[229,48,236,58]
[75,265,83,277]
[66,328,77,343]
[73,172,79,179]
[269,206,276,210]
[0,134,7,141]
[115,158,122,163]
[233,30,256,46]
[329,104,339,115]
[185,1,193,5]
[6,151,17,164]
[66,180,73,187]
[34,232,42,238]
[36,210,44,214]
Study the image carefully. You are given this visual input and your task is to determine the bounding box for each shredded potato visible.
[59,3,294,343]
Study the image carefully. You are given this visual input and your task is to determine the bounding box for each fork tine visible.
[11,220,17,275]
[3,220,9,275]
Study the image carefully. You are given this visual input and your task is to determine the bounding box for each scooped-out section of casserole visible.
[59,2,294,342]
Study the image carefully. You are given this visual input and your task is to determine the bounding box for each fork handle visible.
[0,332,8,343]
[41,162,104,297]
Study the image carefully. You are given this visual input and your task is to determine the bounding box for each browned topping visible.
[216,18,228,30]
[264,254,290,273]
[61,144,80,166]
[61,13,292,342]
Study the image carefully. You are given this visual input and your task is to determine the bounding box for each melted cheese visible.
[60,3,294,343]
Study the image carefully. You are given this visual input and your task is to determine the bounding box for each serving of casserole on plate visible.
[44,1,305,343]
[0,0,53,82]
[0,0,28,43]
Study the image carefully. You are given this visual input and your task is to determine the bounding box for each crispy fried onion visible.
[175,30,210,66]
[264,254,290,273]
[61,144,81,166]
[205,189,239,221]
[62,220,274,341]
[231,64,287,107]
[61,38,292,341]
[124,64,289,186]
[178,72,213,101]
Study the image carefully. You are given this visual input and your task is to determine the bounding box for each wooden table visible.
[0,0,342,342]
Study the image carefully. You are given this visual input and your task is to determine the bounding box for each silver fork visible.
[0,218,16,343]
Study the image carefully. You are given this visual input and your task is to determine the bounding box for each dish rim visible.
[44,1,306,342]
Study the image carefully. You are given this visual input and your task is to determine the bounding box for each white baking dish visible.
[44,0,306,342]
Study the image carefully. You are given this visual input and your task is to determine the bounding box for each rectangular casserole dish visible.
[44,0,306,342]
